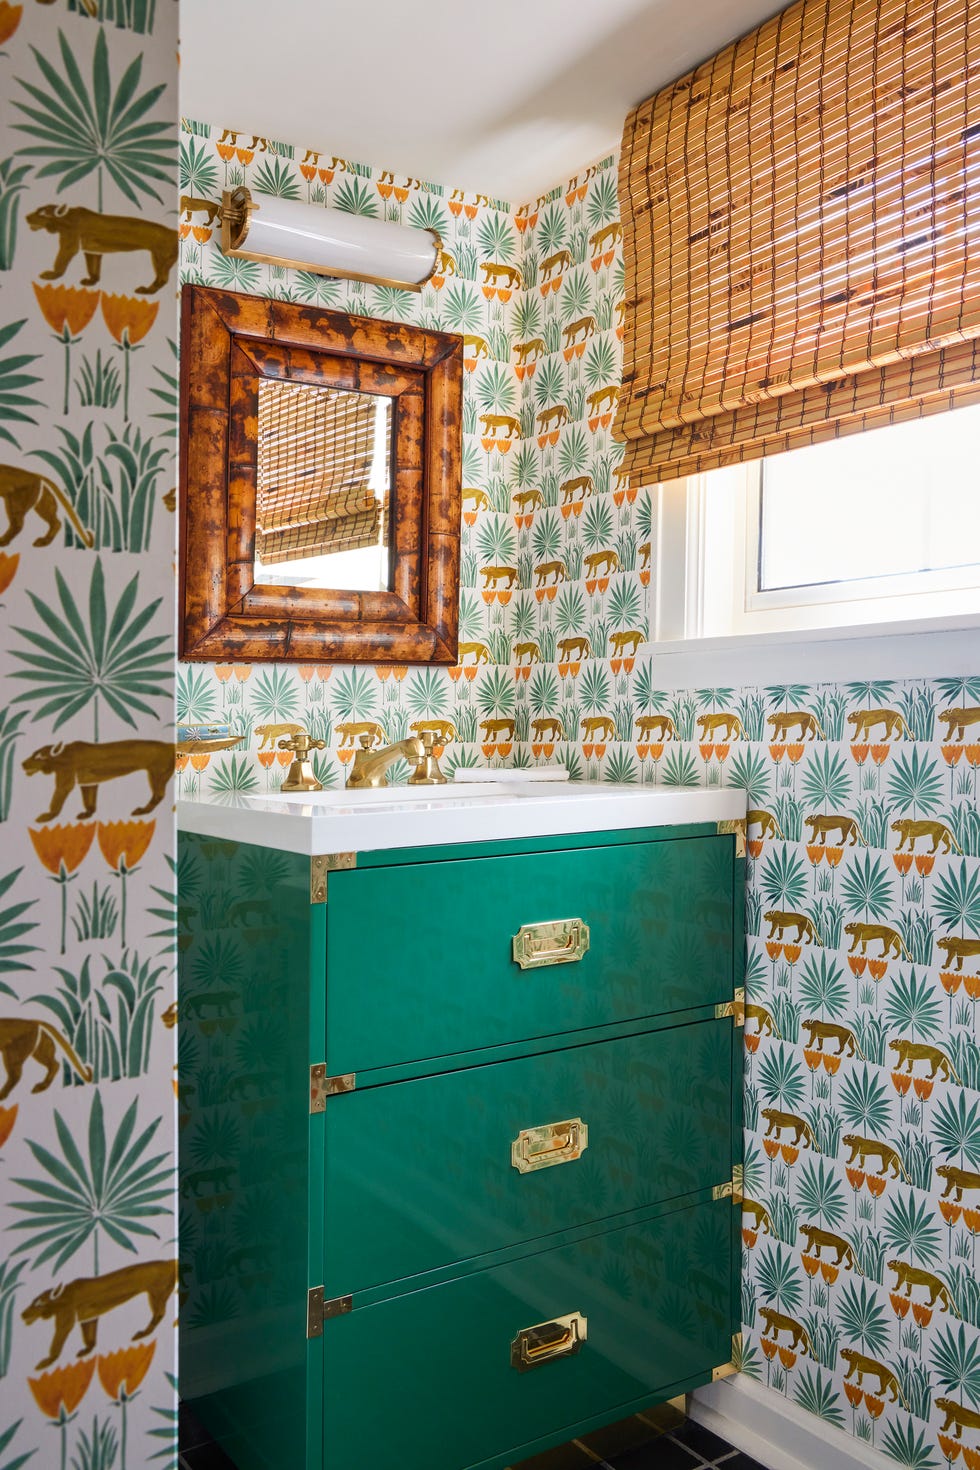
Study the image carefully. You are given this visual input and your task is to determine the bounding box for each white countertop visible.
[177,782,747,857]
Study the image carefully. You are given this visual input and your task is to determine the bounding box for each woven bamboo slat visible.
[614,0,980,480]
[256,380,382,564]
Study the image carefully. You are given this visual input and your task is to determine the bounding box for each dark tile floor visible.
[178,1400,769,1470]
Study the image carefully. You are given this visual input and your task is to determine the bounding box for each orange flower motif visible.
[0,2,22,44]
[844,1381,864,1407]
[939,1432,962,1462]
[29,1359,96,1418]
[33,282,100,336]
[214,664,234,682]
[101,293,159,345]
[0,1103,17,1147]
[97,820,155,870]
[29,823,95,875]
[0,551,18,595]
[864,1393,884,1419]
[97,1340,155,1400]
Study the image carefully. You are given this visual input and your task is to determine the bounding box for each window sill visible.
[648,612,980,687]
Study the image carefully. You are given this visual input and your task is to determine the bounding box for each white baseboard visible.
[688,1374,889,1470]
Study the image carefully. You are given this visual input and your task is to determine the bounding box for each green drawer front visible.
[323,1199,735,1470]
[324,1019,733,1295]
[326,835,732,1074]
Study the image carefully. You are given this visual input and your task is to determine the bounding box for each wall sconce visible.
[220,187,439,291]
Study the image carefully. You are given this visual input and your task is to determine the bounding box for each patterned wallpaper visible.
[183,115,980,1470]
[0,6,178,1470]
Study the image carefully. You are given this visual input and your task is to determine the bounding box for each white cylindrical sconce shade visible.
[220,187,439,291]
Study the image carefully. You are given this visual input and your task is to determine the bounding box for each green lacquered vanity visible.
[177,781,746,1470]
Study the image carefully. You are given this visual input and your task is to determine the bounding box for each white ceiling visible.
[181,0,783,203]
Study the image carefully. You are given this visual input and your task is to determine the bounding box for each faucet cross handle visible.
[278,728,327,793]
[407,729,448,786]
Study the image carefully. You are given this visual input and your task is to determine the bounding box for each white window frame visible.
[649,461,980,686]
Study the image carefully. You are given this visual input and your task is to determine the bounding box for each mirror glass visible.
[253,380,392,592]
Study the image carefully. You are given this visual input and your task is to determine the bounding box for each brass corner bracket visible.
[310,1065,356,1113]
[310,852,357,903]
[712,1333,742,1381]
[712,1165,744,1205]
[715,987,745,1027]
[306,1286,352,1338]
[717,818,746,858]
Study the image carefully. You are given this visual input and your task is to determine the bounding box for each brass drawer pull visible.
[511,1118,588,1174]
[511,1312,587,1372]
[512,918,590,971]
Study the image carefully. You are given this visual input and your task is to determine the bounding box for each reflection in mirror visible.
[253,381,392,593]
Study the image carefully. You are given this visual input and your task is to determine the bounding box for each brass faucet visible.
[346,731,447,790]
[278,729,327,792]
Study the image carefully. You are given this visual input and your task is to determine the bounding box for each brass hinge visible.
[712,1332,742,1382]
[715,987,745,1027]
[306,1287,353,1338]
[310,1065,355,1113]
[310,852,357,904]
[716,818,746,859]
[712,1165,744,1204]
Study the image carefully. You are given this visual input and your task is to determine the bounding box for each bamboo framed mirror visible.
[179,285,462,663]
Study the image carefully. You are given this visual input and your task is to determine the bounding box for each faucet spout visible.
[346,736,423,790]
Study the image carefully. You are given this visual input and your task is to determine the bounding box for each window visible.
[654,405,980,644]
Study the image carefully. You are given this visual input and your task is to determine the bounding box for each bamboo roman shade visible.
[614,0,980,483]
[256,382,382,564]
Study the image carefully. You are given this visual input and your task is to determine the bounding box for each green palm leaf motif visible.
[441,282,482,336]
[882,1191,941,1266]
[332,668,377,722]
[15,29,175,211]
[932,1091,980,1166]
[755,1240,803,1312]
[560,267,592,324]
[759,845,808,910]
[757,1043,806,1111]
[888,747,943,816]
[0,1419,34,1470]
[512,295,542,341]
[582,496,614,551]
[332,176,378,217]
[578,662,611,714]
[209,252,262,293]
[475,517,517,567]
[846,680,895,704]
[406,194,448,239]
[935,677,980,704]
[839,1065,892,1136]
[531,511,562,563]
[797,952,848,1019]
[404,668,450,722]
[208,753,259,796]
[800,747,851,813]
[250,666,299,723]
[836,1278,890,1355]
[933,860,980,935]
[555,585,586,638]
[883,968,941,1039]
[179,132,219,196]
[10,558,171,740]
[528,667,560,715]
[879,1417,940,1470]
[607,578,642,630]
[0,319,43,449]
[476,668,515,719]
[793,1365,845,1428]
[369,285,413,321]
[291,270,344,307]
[536,203,567,257]
[932,1323,980,1406]
[476,212,515,264]
[534,356,565,411]
[10,1089,171,1273]
[839,851,894,922]
[661,747,700,788]
[728,748,771,808]
[0,868,39,992]
[586,171,619,229]
[796,1158,847,1230]
[252,156,301,199]
[476,362,515,416]
[584,334,618,389]
[177,665,217,725]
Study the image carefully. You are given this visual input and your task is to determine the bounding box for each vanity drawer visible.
[326,835,733,1074]
[323,1198,734,1470]
[323,1018,733,1294]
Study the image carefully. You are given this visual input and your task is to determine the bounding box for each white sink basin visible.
[271,781,518,806]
